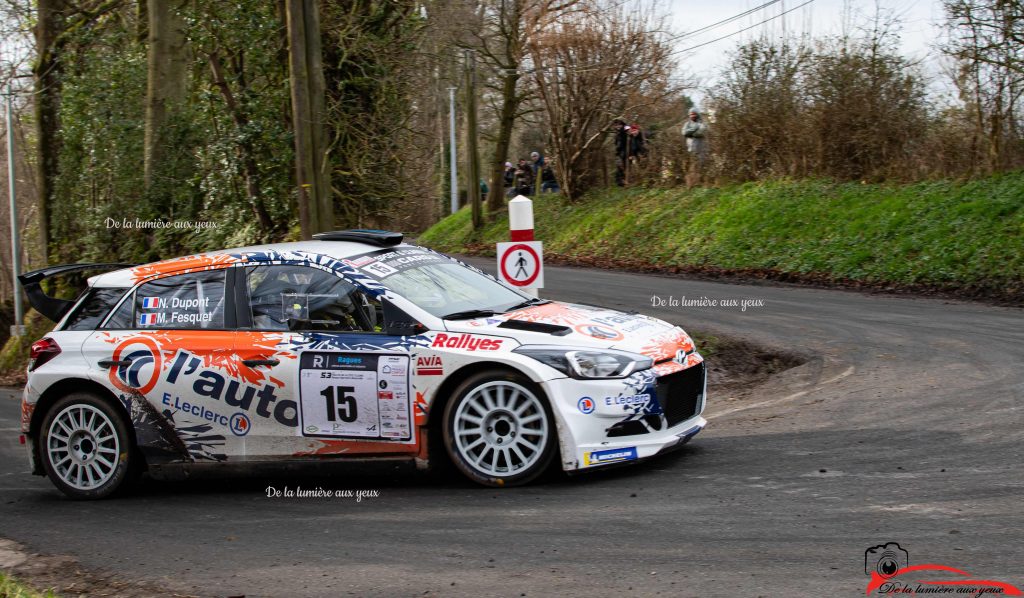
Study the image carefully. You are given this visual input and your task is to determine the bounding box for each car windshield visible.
[348,248,531,318]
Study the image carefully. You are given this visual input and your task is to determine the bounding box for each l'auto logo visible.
[108,337,163,395]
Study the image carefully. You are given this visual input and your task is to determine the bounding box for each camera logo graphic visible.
[865,542,909,578]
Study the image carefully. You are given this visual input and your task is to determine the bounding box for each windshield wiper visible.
[441,309,496,320]
[505,298,551,312]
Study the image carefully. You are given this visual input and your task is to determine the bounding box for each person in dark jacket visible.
[514,159,534,196]
[628,123,647,161]
[540,157,559,193]
[613,119,628,186]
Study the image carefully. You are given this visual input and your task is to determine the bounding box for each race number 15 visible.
[322,385,358,422]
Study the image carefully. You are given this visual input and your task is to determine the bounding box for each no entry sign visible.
[496,241,544,289]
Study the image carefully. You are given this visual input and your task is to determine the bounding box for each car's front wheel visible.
[39,393,136,500]
[442,371,557,487]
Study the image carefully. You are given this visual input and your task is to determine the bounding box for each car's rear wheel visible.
[39,393,136,500]
[442,371,556,487]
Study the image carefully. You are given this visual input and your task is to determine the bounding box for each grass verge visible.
[0,574,55,598]
[419,173,1024,303]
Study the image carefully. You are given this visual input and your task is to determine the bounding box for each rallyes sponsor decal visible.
[584,446,638,466]
[577,397,595,414]
[108,339,298,428]
[430,333,502,351]
[415,355,444,376]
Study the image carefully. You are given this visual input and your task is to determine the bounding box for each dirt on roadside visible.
[0,539,194,598]
[697,332,808,396]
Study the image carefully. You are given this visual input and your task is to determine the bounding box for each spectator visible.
[530,151,545,193]
[480,178,489,198]
[514,159,534,196]
[540,157,559,193]
[682,108,709,186]
[503,161,516,193]
[682,108,709,163]
[612,118,628,186]
[627,123,647,162]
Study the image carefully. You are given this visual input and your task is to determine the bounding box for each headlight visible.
[513,345,653,379]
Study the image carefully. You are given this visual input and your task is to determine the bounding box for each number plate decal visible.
[298,352,412,440]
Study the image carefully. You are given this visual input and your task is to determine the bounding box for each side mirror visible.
[382,297,427,337]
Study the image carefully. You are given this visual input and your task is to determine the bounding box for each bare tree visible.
[464,0,579,215]
[942,0,1024,172]
[529,1,676,200]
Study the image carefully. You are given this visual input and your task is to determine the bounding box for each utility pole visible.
[5,82,24,336]
[448,86,458,216]
[464,50,482,229]
[286,0,330,237]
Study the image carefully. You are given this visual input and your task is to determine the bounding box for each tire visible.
[442,370,557,487]
[38,393,137,500]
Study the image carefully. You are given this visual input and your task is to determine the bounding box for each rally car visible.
[19,230,706,499]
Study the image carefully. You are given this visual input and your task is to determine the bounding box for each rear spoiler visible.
[18,262,136,322]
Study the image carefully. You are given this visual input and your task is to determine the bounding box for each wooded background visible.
[0,0,1019,306]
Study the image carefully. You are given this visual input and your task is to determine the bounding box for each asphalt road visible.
[1,261,1022,597]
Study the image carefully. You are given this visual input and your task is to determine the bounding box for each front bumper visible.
[541,360,707,472]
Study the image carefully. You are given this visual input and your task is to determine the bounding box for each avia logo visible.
[415,355,443,375]
[430,333,502,351]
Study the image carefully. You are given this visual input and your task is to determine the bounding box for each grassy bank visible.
[0,574,55,598]
[419,173,1024,301]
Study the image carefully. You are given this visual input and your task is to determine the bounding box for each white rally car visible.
[19,230,706,499]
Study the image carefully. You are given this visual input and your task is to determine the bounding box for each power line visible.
[664,0,783,44]
[670,0,815,57]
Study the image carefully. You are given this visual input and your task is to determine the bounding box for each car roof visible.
[88,240,416,288]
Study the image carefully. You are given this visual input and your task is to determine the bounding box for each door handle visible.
[242,358,280,368]
[98,358,132,368]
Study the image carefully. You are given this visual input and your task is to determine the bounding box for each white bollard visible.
[509,195,534,241]
[501,195,541,298]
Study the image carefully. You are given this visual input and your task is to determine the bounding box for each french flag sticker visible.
[139,313,158,326]
[142,297,161,308]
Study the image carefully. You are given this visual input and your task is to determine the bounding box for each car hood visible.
[443,301,695,361]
